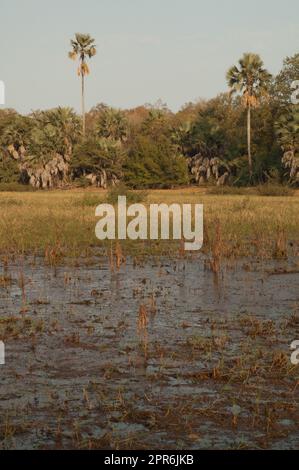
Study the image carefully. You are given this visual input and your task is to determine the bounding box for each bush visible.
[0,182,34,192]
[124,136,189,188]
[256,184,294,196]
[207,186,250,195]
[71,137,125,180]
[207,183,294,196]
[106,183,148,204]
[73,176,90,188]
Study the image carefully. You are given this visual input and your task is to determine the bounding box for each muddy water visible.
[0,257,298,449]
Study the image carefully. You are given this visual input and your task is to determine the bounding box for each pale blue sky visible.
[1,0,298,113]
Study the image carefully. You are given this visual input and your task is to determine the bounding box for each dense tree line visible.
[0,47,298,189]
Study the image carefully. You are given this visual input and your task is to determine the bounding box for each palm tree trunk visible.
[81,71,85,136]
[247,104,252,179]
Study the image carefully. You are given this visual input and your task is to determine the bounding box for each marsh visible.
[0,189,298,449]
[0,253,298,449]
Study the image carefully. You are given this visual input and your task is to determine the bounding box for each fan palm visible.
[31,107,81,156]
[97,107,128,142]
[226,53,271,178]
[275,105,299,151]
[171,121,192,154]
[68,33,97,136]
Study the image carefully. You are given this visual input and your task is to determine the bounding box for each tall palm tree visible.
[68,33,96,136]
[226,53,271,178]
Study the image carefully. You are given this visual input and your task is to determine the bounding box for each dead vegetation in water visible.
[137,304,149,360]
[209,220,223,274]
[1,256,297,450]
[273,227,288,259]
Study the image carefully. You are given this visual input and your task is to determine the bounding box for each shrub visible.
[0,182,35,192]
[106,183,148,204]
[207,186,249,196]
[71,137,125,180]
[73,176,90,188]
[208,183,294,196]
[256,184,294,196]
[124,136,189,188]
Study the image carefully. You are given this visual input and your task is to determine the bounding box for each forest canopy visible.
[0,52,298,190]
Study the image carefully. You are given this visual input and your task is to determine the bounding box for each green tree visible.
[68,33,97,136]
[226,53,272,178]
[275,105,299,152]
[273,53,299,107]
[0,107,80,168]
[125,135,188,188]
[29,107,81,161]
[97,107,128,142]
[141,109,173,141]
[171,121,192,155]
[71,137,125,181]
[185,95,246,161]
[275,105,299,184]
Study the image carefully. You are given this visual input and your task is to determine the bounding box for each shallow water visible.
[0,256,298,449]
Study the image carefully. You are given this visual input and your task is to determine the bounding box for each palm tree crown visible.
[97,107,128,142]
[69,33,97,135]
[69,33,96,76]
[226,53,271,106]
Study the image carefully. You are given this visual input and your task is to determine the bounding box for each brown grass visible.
[0,188,298,260]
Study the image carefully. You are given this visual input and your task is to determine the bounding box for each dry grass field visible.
[0,188,298,260]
